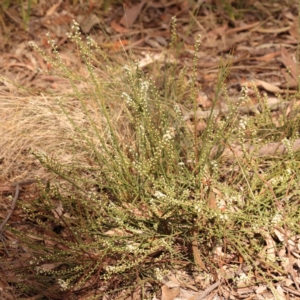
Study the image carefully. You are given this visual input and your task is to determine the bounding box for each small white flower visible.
[121,92,133,105]
[238,84,249,102]
[163,132,172,140]
[126,244,138,252]
[286,168,292,175]
[219,213,228,221]
[239,117,248,130]
[123,65,130,71]
[237,272,250,284]
[174,104,182,115]
[163,128,175,140]
[141,81,149,92]
[154,191,166,199]
[58,279,69,291]
[154,267,164,281]
[271,213,283,225]
[194,203,201,213]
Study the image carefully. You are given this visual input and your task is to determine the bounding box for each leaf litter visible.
[1,0,300,299]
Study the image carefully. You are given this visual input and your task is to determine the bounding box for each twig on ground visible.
[0,183,20,235]
[0,179,44,236]
[282,285,300,297]
[194,280,221,300]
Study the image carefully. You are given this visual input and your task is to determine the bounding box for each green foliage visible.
[4,19,300,298]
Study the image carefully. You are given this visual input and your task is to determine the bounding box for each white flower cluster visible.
[238,84,249,103]
[140,80,149,94]
[239,116,248,130]
[58,279,69,291]
[154,267,166,281]
[163,127,175,141]
[174,104,182,115]
[236,272,251,285]
[154,191,166,199]
[121,92,133,106]
[271,213,283,225]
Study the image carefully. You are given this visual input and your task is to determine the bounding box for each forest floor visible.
[1,1,300,299]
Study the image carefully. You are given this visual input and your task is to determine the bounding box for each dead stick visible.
[0,184,20,234]
[195,280,221,300]
[0,179,44,234]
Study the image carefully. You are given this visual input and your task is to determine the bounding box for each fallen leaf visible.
[253,79,281,93]
[274,228,285,242]
[256,285,267,294]
[192,231,207,272]
[165,274,181,287]
[254,26,290,34]
[45,0,63,17]
[40,262,62,271]
[258,230,276,263]
[255,51,281,62]
[281,69,297,87]
[226,21,260,35]
[101,40,130,51]
[111,19,130,33]
[285,278,294,286]
[207,188,216,209]
[120,0,146,28]
[281,47,298,83]
[285,97,296,118]
[289,18,298,39]
[161,284,180,300]
[77,14,101,33]
[165,280,180,289]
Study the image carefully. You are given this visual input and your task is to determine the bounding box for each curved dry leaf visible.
[274,229,285,242]
[255,51,281,62]
[111,19,129,33]
[192,231,207,272]
[46,0,63,17]
[254,26,290,34]
[253,79,281,93]
[265,236,276,263]
[226,21,260,35]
